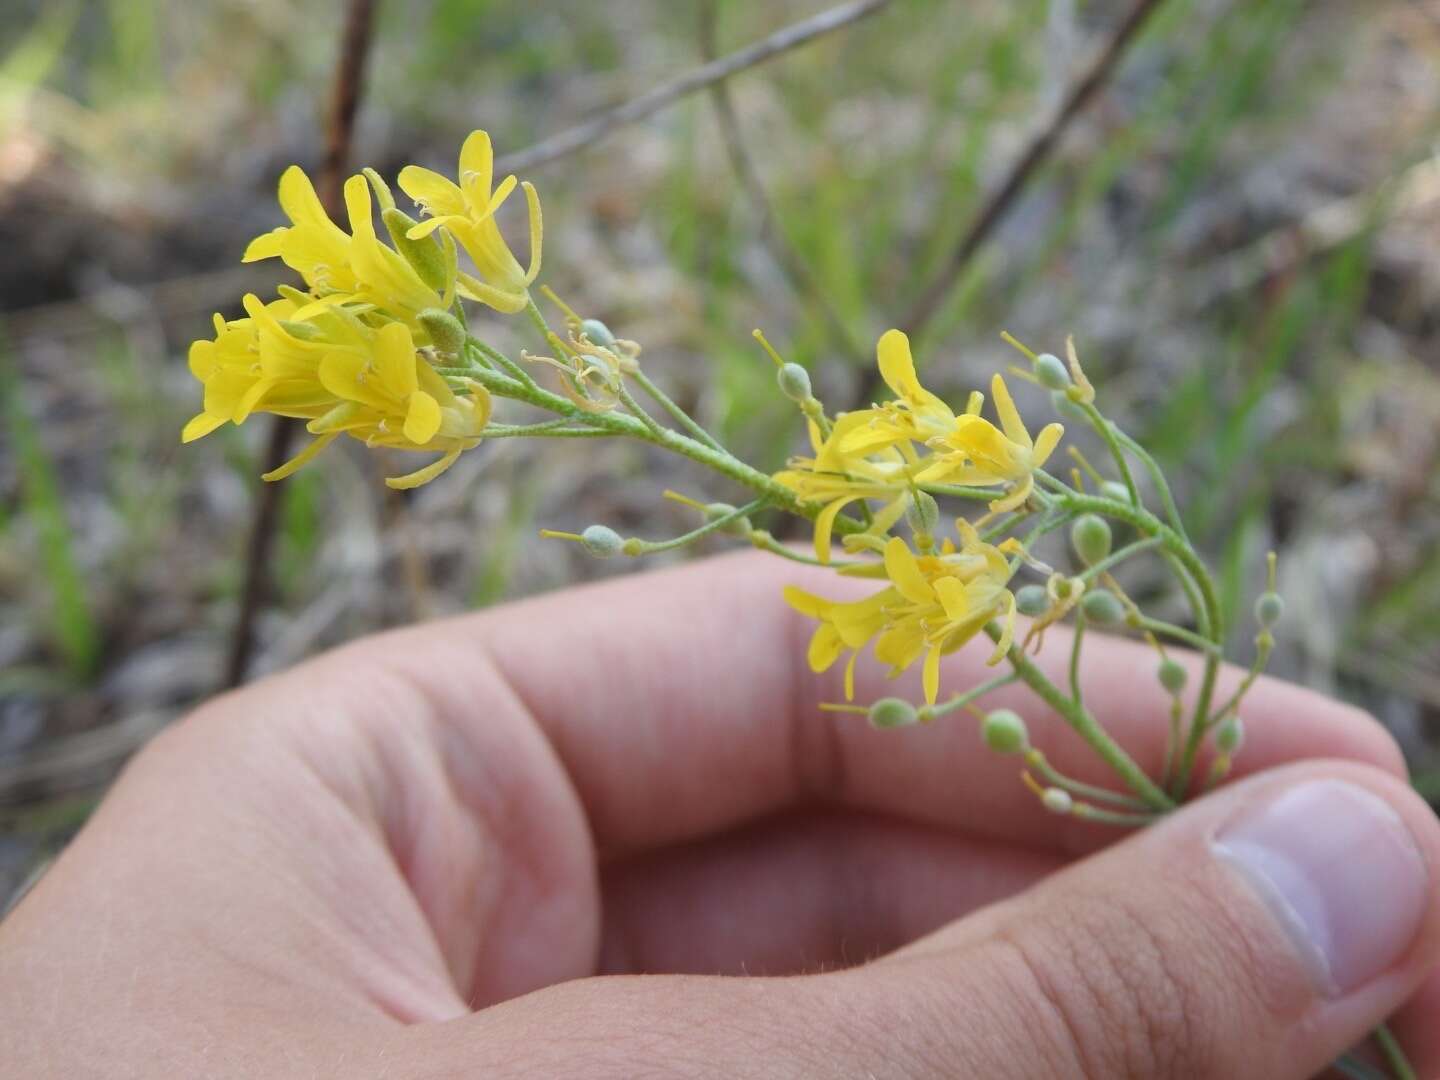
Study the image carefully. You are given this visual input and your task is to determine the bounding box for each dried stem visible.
[224,0,377,688]
[496,0,893,174]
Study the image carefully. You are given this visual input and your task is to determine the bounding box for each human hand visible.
[2,552,1437,1078]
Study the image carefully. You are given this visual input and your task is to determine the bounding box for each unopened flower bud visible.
[776,362,813,403]
[868,697,918,729]
[1015,584,1049,617]
[1041,787,1074,815]
[580,524,624,558]
[981,709,1029,754]
[905,491,940,536]
[1080,588,1124,626]
[1254,591,1284,628]
[1034,352,1070,390]
[1050,389,1088,422]
[279,319,326,342]
[381,208,451,292]
[1157,658,1187,694]
[1070,514,1112,566]
[1099,480,1133,504]
[418,308,467,356]
[1215,714,1245,754]
[579,318,617,349]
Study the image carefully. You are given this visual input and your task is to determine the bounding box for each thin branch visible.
[698,1,866,362]
[225,0,378,689]
[899,0,1167,341]
[495,0,893,174]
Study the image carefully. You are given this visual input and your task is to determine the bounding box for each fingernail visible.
[1213,778,1428,996]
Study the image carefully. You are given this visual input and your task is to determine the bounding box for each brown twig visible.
[898,0,1167,343]
[698,1,868,362]
[495,0,892,175]
[224,0,378,688]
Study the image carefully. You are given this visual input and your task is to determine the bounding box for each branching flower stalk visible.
[180,130,1412,1079]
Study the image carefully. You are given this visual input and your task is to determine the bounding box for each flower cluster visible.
[183,130,541,487]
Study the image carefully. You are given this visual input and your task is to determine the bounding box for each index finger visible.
[316,550,1402,854]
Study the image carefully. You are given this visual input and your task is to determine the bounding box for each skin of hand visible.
[1,551,1438,1079]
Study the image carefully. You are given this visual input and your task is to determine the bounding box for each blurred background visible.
[1,0,1438,904]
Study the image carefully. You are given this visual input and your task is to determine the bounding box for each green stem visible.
[1115,428,1189,542]
[987,621,1174,811]
[918,482,1000,501]
[1208,634,1272,726]
[1077,535,1164,584]
[627,499,766,554]
[924,671,1019,719]
[1376,1024,1416,1080]
[747,530,861,567]
[1131,615,1221,656]
[1078,401,1139,507]
[632,368,726,452]
[616,383,665,437]
[1068,611,1086,706]
[1024,748,1149,810]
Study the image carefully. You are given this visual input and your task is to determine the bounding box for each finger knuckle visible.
[992,887,1222,1079]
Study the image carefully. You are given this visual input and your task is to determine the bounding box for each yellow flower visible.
[398,130,542,314]
[182,294,490,488]
[242,167,359,296]
[834,329,960,458]
[785,523,1018,704]
[918,374,1063,512]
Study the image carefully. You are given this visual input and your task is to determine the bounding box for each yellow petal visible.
[241,228,285,263]
[397,165,466,218]
[884,537,933,604]
[521,179,543,283]
[843,650,860,701]
[181,412,225,443]
[988,473,1033,514]
[807,623,845,673]
[385,445,462,489]
[922,645,941,705]
[990,373,1030,447]
[813,494,862,565]
[783,585,831,619]
[374,322,418,400]
[261,432,338,481]
[987,593,1017,665]
[458,130,495,199]
[1032,422,1064,468]
[403,390,442,444]
[932,575,970,622]
[876,329,919,401]
[276,165,328,228]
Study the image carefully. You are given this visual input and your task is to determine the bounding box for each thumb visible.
[854,761,1440,1079]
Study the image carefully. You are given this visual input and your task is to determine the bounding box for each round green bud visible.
[1034,352,1070,390]
[1215,714,1245,754]
[1050,389,1088,422]
[1254,591,1284,628]
[1015,583,1050,617]
[776,362,813,403]
[580,524,625,558]
[1070,514,1113,566]
[1052,576,1076,601]
[1080,588,1124,626]
[704,502,751,537]
[1157,658,1188,694]
[1099,480,1133,505]
[905,491,940,536]
[1041,787,1074,815]
[981,709,1029,755]
[868,697,918,729]
[579,318,617,348]
[418,308,467,356]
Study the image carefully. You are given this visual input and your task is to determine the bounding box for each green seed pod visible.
[1070,514,1113,566]
[1015,583,1049,617]
[776,362,813,403]
[905,491,940,536]
[1034,352,1071,390]
[1041,787,1074,815]
[1099,480,1133,504]
[868,697,918,729]
[1051,576,1076,601]
[1215,714,1245,754]
[981,709,1029,754]
[1080,588,1124,626]
[1050,389,1088,422]
[1254,591,1284,628]
[381,207,451,292]
[704,502,751,537]
[1157,658,1188,694]
[418,308,467,356]
[580,525,625,558]
[579,318,617,349]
